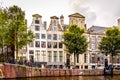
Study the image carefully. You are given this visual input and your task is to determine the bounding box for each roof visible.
[87,25,107,33]
[50,16,59,19]
[32,14,42,18]
[68,13,85,18]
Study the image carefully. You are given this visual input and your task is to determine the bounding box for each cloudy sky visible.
[1,0,120,28]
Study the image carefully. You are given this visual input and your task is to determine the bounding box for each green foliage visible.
[0,5,34,59]
[63,24,88,63]
[99,27,120,64]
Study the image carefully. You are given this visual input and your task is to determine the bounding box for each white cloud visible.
[69,0,120,28]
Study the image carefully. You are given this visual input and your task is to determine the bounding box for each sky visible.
[1,0,120,28]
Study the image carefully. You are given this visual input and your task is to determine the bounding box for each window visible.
[41,41,46,48]
[35,20,39,24]
[59,42,63,48]
[97,36,101,42]
[76,20,78,24]
[59,51,63,62]
[29,42,34,47]
[53,26,58,31]
[47,42,52,48]
[47,34,52,39]
[35,33,40,39]
[41,34,46,39]
[29,50,34,54]
[91,43,95,50]
[35,41,40,47]
[54,51,57,62]
[91,36,95,42]
[29,55,34,62]
[91,54,95,63]
[117,58,120,63]
[35,50,40,62]
[35,26,40,31]
[53,34,57,40]
[48,51,52,62]
[53,20,57,26]
[84,54,88,63]
[53,42,57,48]
[53,21,58,31]
[58,35,62,40]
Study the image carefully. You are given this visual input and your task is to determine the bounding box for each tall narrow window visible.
[41,34,46,39]
[53,21,58,31]
[54,51,57,62]
[41,41,46,48]
[35,50,40,62]
[59,51,63,62]
[58,35,62,40]
[35,41,40,47]
[35,33,40,39]
[35,20,39,24]
[35,26,40,31]
[29,42,34,47]
[91,43,95,50]
[59,42,63,48]
[47,34,52,39]
[48,51,52,62]
[53,34,57,40]
[53,42,57,48]
[91,54,95,63]
[47,42,52,48]
[84,54,88,63]
[29,50,34,54]
[53,20,57,26]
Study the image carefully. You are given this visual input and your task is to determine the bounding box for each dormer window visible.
[35,20,39,24]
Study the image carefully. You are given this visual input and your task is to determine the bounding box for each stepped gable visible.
[68,13,85,18]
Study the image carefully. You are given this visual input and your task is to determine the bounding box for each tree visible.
[63,24,88,67]
[0,7,8,62]
[99,27,120,67]
[0,5,34,60]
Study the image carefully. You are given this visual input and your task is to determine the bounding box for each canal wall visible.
[0,63,120,78]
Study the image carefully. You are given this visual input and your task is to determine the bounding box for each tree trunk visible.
[74,53,76,68]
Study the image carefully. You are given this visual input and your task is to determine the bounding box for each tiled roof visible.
[87,25,107,33]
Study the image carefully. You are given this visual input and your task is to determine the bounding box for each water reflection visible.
[3,76,120,80]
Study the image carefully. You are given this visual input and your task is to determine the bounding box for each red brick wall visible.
[0,63,116,79]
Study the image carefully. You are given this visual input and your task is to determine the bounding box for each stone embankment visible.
[0,63,120,78]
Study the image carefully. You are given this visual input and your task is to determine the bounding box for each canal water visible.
[3,76,120,80]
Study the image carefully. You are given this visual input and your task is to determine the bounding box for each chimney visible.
[118,18,120,29]
[44,21,47,30]
[60,15,64,25]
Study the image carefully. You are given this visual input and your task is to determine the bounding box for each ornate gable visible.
[47,16,62,31]
[32,14,42,18]
[69,13,85,18]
